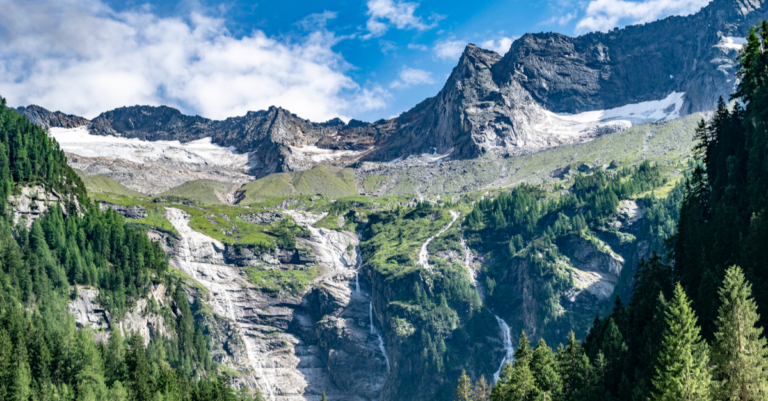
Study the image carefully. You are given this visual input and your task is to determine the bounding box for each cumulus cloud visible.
[434,39,467,60]
[362,0,440,39]
[390,67,435,88]
[479,36,518,55]
[575,0,710,34]
[0,0,387,121]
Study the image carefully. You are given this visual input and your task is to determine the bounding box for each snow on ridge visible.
[48,126,249,168]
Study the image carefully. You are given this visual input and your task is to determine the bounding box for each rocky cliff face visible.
[162,207,387,400]
[496,0,766,115]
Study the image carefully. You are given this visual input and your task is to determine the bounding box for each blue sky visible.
[0,0,711,122]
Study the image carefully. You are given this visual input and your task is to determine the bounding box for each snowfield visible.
[535,91,686,141]
[48,126,250,169]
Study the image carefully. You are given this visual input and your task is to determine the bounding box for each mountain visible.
[9,4,768,399]
[17,104,90,128]
[28,0,763,186]
[498,0,762,114]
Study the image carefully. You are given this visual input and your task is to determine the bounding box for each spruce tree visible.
[456,369,474,401]
[530,339,561,400]
[651,284,711,401]
[321,391,328,401]
[711,266,768,400]
[558,332,592,401]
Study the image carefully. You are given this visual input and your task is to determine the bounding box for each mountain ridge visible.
[17,0,767,186]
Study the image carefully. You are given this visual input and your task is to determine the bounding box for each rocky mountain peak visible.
[16,105,90,129]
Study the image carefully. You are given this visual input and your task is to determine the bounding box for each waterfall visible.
[370,301,375,334]
[493,316,514,383]
[355,246,362,293]
[376,332,390,371]
[369,301,390,370]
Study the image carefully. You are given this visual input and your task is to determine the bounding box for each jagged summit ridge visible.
[19,0,768,184]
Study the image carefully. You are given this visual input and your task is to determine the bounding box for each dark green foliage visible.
[0,98,86,217]
[463,163,670,345]
[672,22,768,338]
[711,266,768,400]
[0,98,250,399]
[650,284,711,400]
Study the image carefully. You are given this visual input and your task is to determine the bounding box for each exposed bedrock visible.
[164,207,386,400]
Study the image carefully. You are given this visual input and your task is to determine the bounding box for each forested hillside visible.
[0,98,255,400]
[458,21,768,401]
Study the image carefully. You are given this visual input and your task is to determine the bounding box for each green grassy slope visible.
[158,179,237,204]
[77,172,146,197]
[238,164,358,203]
[364,114,702,196]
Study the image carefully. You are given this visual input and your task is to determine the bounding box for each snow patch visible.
[48,126,249,169]
[546,91,686,126]
[523,92,687,146]
[288,145,364,163]
[716,36,747,51]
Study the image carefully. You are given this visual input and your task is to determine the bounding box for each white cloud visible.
[408,43,429,51]
[0,0,388,121]
[434,39,467,60]
[541,12,578,26]
[479,36,518,55]
[575,0,710,34]
[390,67,435,88]
[362,0,438,39]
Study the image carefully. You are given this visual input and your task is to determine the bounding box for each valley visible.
[5,0,768,400]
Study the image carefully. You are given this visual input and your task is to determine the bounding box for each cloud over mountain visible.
[0,0,386,121]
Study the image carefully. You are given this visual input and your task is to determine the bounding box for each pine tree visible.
[473,375,490,401]
[321,391,328,401]
[456,369,474,401]
[711,266,768,400]
[651,284,711,401]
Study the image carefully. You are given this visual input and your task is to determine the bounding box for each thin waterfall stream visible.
[459,217,513,384]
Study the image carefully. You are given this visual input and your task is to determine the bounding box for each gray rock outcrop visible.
[99,202,148,219]
[16,105,90,128]
[8,185,68,227]
[164,207,386,400]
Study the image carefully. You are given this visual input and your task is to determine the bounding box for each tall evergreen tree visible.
[530,339,561,400]
[456,370,474,401]
[711,266,768,400]
[651,284,711,401]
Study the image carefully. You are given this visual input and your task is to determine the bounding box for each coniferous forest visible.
[455,21,768,401]
[0,97,261,400]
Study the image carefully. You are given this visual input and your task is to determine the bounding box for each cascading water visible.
[369,301,375,335]
[355,247,362,293]
[370,301,390,371]
[493,316,514,383]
